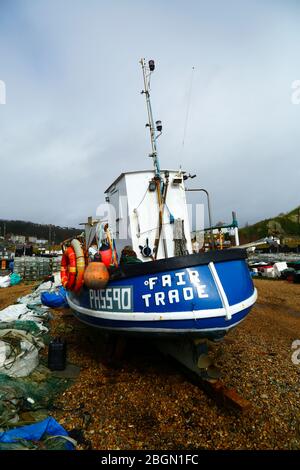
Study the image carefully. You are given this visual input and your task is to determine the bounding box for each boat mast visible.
[140,58,168,259]
[140,58,162,179]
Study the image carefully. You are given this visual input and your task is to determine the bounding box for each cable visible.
[180,66,195,160]
[135,186,149,211]
[138,221,173,237]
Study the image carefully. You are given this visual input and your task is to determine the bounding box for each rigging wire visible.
[180,66,195,161]
[138,220,174,237]
[134,186,174,224]
[135,186,150,211]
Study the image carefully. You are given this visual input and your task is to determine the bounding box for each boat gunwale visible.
[111,248,248,280]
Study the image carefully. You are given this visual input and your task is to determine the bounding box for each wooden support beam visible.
[197,377,251,413]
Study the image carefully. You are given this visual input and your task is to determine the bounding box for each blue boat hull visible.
[67,249,257,340]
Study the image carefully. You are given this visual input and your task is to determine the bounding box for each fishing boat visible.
[63,59,257,343]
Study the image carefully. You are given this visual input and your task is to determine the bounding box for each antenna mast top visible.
[140,58,162,179]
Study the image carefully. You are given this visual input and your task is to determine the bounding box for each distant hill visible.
[239,206,300,243]
[0,219,82,244]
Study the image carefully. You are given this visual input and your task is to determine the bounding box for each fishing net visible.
[0,320,49,341]
[0,435,74,450]
[0,371,71,430]
[0,276,76,449]
[0,320,70,430]
[174,218,189,256]
[0,417,76,450]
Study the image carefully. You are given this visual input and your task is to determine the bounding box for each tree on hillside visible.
[267,220,284,237]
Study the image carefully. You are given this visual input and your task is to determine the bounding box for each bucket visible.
[99,244,112,268]
[47,338,67,371]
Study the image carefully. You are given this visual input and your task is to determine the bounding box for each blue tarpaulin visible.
[0,416,75,450]
[41,286,68,308]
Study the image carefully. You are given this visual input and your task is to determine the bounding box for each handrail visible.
[185,188,214,248]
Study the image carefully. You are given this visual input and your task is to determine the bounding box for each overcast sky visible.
[0,0,299,229]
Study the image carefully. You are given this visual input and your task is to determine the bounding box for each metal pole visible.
[232,211,240,246]
[140,58,160,178]
[185,188,214,247]
[140,58,167,258]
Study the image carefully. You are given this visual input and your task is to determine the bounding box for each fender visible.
[61,246,76,290]
[71,239,85,292]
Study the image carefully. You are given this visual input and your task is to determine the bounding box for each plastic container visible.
[47,338,67,371]
[99,244,112,267]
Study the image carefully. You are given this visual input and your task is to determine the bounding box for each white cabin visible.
[104,170,192,261]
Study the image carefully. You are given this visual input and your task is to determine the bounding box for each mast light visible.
[156,120,162,132]
[148,60,155,71]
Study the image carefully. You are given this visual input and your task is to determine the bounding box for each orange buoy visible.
[61,246,76,290]
[83,261,109,290]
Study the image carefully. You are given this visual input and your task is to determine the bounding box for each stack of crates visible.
[13,257,53,280]
[39,258,51,278]
[51,257,62,274]
[13,257,25,278]
[24,258,35,280]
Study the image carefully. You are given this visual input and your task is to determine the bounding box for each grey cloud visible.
[0,0,299,229]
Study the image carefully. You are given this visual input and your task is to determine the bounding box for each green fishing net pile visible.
[0,435,74,450]
[0,370,71,428]
[0,320,50,341]
[0,321,72,449]
[0,369,72,450]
